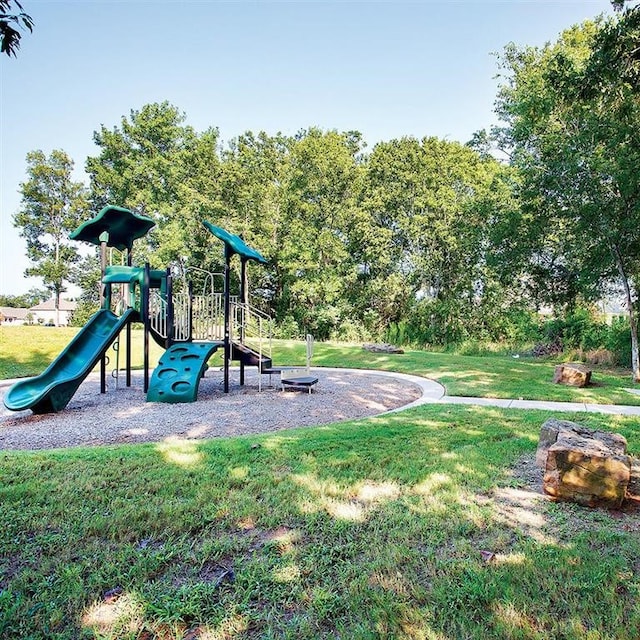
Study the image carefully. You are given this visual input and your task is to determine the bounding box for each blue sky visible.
[0,0,614,296]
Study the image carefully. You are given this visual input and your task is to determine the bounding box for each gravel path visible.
[0,368,423,451]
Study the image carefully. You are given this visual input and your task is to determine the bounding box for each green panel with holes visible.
[147,342,222,403]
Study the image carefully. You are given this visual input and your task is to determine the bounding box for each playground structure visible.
[3,205,315,414]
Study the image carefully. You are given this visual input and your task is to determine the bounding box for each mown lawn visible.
[271,340,640,406]
[1,405,640,639]
[0,325,165,381]
[1,326,639,406]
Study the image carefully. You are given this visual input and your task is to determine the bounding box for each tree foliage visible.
[79,103,521,341]
[16,83,629,355]
[0,0,32,57]
[0,288,47,308]
[362,136,517,344]
[8,2,640,370]
[14,150,89,321]
[86,101,223,274]
[495,12,640,377]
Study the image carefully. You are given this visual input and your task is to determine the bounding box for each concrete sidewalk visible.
[327,368,640,417]
[437,394,640,416]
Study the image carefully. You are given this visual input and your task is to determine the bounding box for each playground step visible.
[231,343,272,371]
[280,370,319,393]
[260,367,282,375]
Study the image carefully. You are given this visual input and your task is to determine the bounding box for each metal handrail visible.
[149,290,169,339]
[228,300,273,392]
[177,267,225,298]
[231,300,274,360]
[148,278,274,392]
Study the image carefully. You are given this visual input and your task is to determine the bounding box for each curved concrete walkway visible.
[317,367,640,417]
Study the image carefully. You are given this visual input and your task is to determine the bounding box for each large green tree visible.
[278,128,366,339]
[219,130,292,310]
[83,104,518,343]
[362,136,514,344]
[495,12,640,378]
[14,149,89,324]
[86,101,220,272]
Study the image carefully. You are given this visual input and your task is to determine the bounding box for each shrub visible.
[274,315,301,340]
[69,302,100,327]
[564,308,608,351]
[384,320,415,347]
[583,348,616,366]
[541,308,608,353]
[539,310,631,367]
[307,306,341,341]
[453,340,515,357]
[606,318,632,367]
[330,319,370,343]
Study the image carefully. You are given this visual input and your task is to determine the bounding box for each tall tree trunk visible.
[55,239,61,327]
[55,289,60,328]
[611,243,640,381]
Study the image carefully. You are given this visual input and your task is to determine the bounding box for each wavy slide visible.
[3,308,135,414]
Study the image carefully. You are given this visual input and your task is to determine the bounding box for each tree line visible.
[16,114,519,344]
[13,5,640,376]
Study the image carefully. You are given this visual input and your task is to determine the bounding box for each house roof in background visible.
[0,307,29,319]
[30,298,77,311]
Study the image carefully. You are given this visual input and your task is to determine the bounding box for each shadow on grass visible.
[1,405,640,638]
[0,349,59,380]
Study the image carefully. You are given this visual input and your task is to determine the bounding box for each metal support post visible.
[224,248,231,393]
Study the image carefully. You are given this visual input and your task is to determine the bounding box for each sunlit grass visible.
[4,331,640,636]
[0,325,165,380]
[2,405,640,638]
[272,339,640,405]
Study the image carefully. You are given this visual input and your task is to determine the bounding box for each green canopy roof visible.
[203,221,267,264]
[70,205,155,251]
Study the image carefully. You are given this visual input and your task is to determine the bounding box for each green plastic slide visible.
[3,308,135,414]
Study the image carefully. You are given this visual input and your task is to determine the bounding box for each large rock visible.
[536,419,627,468]
[362,343,404,354]
[553,362,592,387]
[629,457,640,499]
[537,418,632,508]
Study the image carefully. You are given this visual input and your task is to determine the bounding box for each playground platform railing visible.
[149,290,190,343]
[149,289,272,360]
[189,293,240,341]
[231,301,274,367]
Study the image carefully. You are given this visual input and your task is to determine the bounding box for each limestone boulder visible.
[553,363,592,387]
[628,457,640,499]
[537,418,631,508]
[362,343,404,354]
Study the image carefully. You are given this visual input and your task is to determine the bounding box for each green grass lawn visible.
[2,326,639,406]
[2,327,640,637]
[1,405,640,638]
[0,325,165,381]
[271,340,640,406]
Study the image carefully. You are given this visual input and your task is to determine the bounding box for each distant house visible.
[29,298,77,326]
[0,307,29,325]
